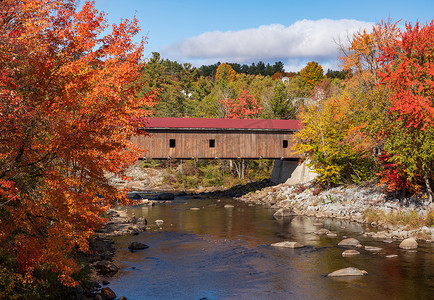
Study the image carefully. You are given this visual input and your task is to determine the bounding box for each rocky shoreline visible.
[236,180,434,242]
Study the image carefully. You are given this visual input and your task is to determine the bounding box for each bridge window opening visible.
[169,139,176,148]
[282,140,288,148]
[209,139,215,148]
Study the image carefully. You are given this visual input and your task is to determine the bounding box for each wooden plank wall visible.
[131,130,299,159]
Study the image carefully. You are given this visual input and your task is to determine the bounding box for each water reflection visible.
[109,197,434,299]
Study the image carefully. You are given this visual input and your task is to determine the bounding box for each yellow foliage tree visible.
[300,61,324,90]
[216,63,237,82]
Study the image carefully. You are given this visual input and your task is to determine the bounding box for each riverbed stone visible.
[338,238,361,247]
[128,242,149,251]
[101,287,116,300]
[224,204,234,208]
[93,260,119,276]
[386,254,398,258]
[190,207,200,210]
[271,241,305,248]
[364,246,383,253]
[315,228,331,235]
[399,237,418,249]
[273,208,294,218]
[327,267,367,277]
[342,249,360,257]
[327,232,338,238]
[155,219,164,225]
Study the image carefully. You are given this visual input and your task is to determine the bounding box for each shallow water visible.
[108,196,434,300]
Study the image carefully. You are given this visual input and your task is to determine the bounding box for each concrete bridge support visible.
[271,160,317,185]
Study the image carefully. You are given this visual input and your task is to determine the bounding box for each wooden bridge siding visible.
[133,131,297,159]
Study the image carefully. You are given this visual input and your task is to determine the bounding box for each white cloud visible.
[162,19,374,71]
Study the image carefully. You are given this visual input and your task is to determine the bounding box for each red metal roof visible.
[143,117,301,130]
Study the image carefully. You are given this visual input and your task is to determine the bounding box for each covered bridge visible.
[132,117,301,160]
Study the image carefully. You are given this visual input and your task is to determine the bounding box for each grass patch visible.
[163,159,273,190]
[363,207,434,229]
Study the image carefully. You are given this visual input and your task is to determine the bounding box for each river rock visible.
[101,287,116,300]
[190,207,200,210]
[93,260,119,276]
[158,193,175,200]
[327,267,367,277]
[128,242,149,251]
[273,208,294,218]
[399,237,418,249]
[224,204,234,208]
[315,228,331,235]
[327,232,338,238]
[338,238,361,247]
[364,246,383,253]
[342,249,360,257]
[271,241,305,248]
[131,193,142,200]
[155,219,164,225]
[386,254,398,258]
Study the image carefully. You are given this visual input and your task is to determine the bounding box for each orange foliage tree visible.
[0,0,155,288]
[339,19,400,83]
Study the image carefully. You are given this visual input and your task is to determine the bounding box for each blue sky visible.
[91,0,434,71]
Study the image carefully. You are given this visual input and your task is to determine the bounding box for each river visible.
[107,195,434,299]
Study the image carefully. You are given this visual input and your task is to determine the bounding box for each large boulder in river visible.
[128,242,149,251]
[271,241,304,248]
[399,237,418,250]
[273,208,294,218]
[157,193,175,200]
[338,238,361,247]
[328,267,367,277]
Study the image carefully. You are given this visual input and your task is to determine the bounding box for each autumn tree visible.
[215,63,237,83]
[300,61,324,90]
[339,19,400,84]
[221,89,262,119]
[378,21,434,201]
[294,86,386,186]
[0,0,155,293]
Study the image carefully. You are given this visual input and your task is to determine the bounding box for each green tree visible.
[264,80,297,119]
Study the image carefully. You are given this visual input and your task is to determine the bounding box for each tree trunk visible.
[423,171,433,202]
